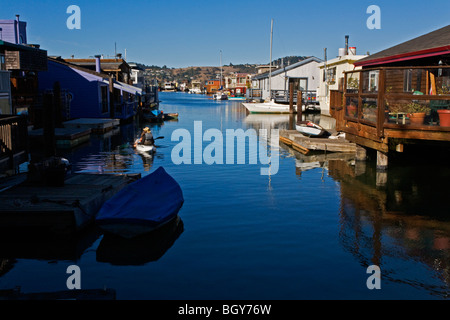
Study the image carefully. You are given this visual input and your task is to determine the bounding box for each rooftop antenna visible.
[115,42,117,59]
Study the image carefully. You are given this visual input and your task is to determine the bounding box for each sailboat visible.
[242,19,295,114]
[213,50,228,101]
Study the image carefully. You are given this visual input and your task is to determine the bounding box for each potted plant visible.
[362,103,377,122]
[347,77,359,93]
[404,102,431,125]
[438,109,450,126]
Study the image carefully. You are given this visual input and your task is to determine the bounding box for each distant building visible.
[251,57,322,101]
[205,79,221,94]
[225,73,251,95]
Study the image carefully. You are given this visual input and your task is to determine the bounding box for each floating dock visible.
[280,130,357,155]
[63,118,120,134]
[28,127,91,149]
[0,173,139,237]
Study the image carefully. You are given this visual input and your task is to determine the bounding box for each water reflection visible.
[0,226,102,262]
[328,160,450,297]
[96,216,184,266]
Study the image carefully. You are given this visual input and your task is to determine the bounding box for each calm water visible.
[1,92,449,300]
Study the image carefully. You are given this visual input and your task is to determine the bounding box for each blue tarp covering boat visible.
[96,167,184,239]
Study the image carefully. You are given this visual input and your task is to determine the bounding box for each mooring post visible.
[355,145,368,161]
[376,151,388,171]
[297,90,303,124]
[53,81,62,128]
[43,92,56,158]
[109,76,115,118]
[289,83,294,114]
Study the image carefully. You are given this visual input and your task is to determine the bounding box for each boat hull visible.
[295,122,326,137]
[96,167,184,239]
[243,102,296,114]
[135,144,155,153]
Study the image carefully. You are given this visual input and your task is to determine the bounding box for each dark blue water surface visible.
[1,92,449,300]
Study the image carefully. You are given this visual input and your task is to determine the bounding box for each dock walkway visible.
[280,130,357,155]
[0,173,139,237]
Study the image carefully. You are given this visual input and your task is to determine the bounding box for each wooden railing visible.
[0,115,28,171]
[338,66,450,148]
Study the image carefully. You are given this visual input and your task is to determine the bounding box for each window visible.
[368,71,379,92]
[326,67,337,84]
[403,69,413,92]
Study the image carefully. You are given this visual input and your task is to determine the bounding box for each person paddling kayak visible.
[134,127,155,148]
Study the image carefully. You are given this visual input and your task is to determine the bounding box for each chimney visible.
[16,14,20,44]
[95,55,101,73]
[345,35,349,55]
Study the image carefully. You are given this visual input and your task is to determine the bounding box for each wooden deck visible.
[0,173,139,237]
[28,127,91,149]
[279,130,357,155]
[63,118,120,134]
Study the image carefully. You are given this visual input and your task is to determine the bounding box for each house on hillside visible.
[250,56,322,102]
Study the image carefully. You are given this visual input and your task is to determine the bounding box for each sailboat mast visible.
[269,19,273,100]
[220,50,223,89]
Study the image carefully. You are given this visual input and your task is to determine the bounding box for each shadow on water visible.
[96,216,184,266]
[328,159,450,298]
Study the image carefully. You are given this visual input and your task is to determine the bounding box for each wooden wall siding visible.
[5,50,47,71]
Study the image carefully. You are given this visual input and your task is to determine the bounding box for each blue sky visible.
[3,0,450,68]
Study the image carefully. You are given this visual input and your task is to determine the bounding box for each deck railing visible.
[0,115,28,171]
[341,66,450,140]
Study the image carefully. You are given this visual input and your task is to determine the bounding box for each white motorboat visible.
[213,92,228,100]
[242,100,295,114]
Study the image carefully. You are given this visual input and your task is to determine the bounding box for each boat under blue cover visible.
[96,167,184,238]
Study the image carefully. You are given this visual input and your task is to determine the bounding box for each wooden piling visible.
[296,90,303,124]
[43,93,56,158]
[53,81,62,128]
[109,76,115,118]
[289,83,294,114]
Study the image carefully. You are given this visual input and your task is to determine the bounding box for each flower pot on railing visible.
[438,109,450,127]
[407,112,426,125]
[347,105,357,117]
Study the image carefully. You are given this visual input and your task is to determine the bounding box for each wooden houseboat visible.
[329,25,450,169]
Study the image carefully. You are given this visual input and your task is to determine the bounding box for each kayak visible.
[133,139,156,153]
[135,144,156,153]
[95,167,184,239]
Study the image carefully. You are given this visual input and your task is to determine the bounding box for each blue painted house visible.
[38,57,141,121]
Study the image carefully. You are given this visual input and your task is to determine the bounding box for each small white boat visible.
[295,121,327,137]
[242,100,295,114]
[213,92,228,100]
